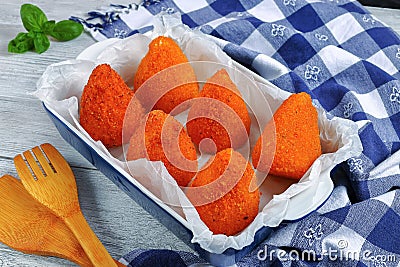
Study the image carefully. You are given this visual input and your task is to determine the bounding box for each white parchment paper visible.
[33,13,363,254]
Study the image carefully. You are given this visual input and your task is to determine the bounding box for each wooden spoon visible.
[0,174,125,267]
[14,143,117,266]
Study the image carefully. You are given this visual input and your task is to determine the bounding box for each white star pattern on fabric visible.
[396,48,400,59]
[304,224,324,246]
[114,29,127,38]
[343,102,353,118]
[363,15,376,24]
[271,24,286,37]
[390,87,400,104]
[304,65,321,81]
[283,0,296,6]
[315,33,328,41]
[348,158,364,173]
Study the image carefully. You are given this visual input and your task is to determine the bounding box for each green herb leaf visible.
[20,4,48,32]
[49,20,83,41]
[8,32,34,53]
[33,32,50,54]
[42,20,56,35]
[8,4,83,54]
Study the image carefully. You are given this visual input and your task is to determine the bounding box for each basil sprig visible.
[8,4,83,54]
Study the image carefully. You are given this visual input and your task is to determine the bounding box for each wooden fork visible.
[0,175,125,267]
[14,143,117,267]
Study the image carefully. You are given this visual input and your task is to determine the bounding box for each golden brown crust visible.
[126,110,198,187]
[186,69,251,153]
[187,148,259,236]
[252,92,321,179]
[80,64,144,148]
[133,36,199,114]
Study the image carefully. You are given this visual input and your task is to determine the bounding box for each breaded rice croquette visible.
[133,36,199,114]
[126,110,197,187]
[252,92,321,180]
[80,64,144,148]
[187,148,259,236]
[186,69,251,153]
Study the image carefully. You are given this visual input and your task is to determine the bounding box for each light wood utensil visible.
[0,174,125,266]
[14,143,118,267]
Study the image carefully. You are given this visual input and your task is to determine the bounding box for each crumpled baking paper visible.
[33,13,363,254]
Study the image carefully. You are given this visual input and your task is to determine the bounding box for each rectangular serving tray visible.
[43,102,276,266]
[38,33,345,266]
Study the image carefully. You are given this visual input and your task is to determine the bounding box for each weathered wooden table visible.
[0,1,399,266]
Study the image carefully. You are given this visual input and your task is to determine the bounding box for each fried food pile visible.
[79,36,322,236]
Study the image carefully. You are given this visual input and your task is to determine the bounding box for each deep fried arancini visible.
[133,36,199,114]
[126,110,198,187]
[252,92,321,180]
[186,148,259,236]
[80,64,144,148]
[186,69,251,153]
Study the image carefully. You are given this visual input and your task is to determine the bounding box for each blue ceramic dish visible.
[37,36,352,266]
[43,102,277,266]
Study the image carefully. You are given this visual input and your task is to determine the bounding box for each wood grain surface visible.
[0,1,399,266]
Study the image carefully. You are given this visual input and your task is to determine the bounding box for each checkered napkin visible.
[72,0,400,266]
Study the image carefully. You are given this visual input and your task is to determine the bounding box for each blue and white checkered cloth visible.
[72,0,400,266]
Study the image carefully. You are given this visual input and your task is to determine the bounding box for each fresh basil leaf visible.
[27,31,36,39]
[9,4,82,54]
[20,4,48,32]
[8,32,34,53]
[43,20,56,35]
[49,20,83,41]
[33,32,50,54]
